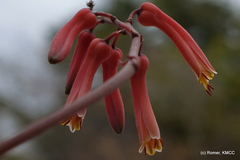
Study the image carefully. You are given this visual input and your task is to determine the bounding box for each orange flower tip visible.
[198,73,215,97]
[70,118,83,133]
[60,118,71,126]
[202,73,209,80]
[139,138,163,156]
[60,116,83,132]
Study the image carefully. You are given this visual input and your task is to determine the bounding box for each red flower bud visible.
[65,30,95,95]
[130,54,163,155]
[48,8,97,64]
[102,48,125,134]
[61,38,112,132]
[137,2,217,96]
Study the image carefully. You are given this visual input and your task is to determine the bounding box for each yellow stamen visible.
[140,138,163,156]
[198,73,214,96]
[60,114,83,132]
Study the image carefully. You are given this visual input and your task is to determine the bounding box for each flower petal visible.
[102,48,125,134]
[131,54,162,155]
[48,8,97,64]
[137,2,217,94]
[65,30,95,95]
[61,38,112,132]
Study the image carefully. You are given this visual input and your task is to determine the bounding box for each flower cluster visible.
[48,2,216,155]
[137,2,217,96]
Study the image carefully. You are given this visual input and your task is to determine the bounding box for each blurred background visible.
[0,0,240,159]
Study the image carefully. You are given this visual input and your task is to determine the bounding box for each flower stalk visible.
[65,30,95,95]
[102,47,125,134]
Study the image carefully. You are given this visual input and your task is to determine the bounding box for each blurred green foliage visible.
[2,0,240,160]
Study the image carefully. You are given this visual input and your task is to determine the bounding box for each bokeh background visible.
[1,0,240,159]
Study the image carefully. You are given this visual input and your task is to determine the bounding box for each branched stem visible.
[127,8,141,24]
[0,14,141,156]
[111,33,120,48]
[104,30,122,44]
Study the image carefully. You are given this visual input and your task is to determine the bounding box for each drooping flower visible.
[65,30,95,95]
[48,8,97,64]
[61,38,112,132]
[130,54,163,155]
[137,2,217,96]
[102,48,125,134]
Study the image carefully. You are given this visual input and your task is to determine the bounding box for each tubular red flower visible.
[61,38,112,132]
[48,8,97,64]
[102,48,125,134]
[137,2,217,96]
[130,54,163,155]
[65,30,95,95]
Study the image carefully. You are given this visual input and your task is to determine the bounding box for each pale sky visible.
[0,0,107,58]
